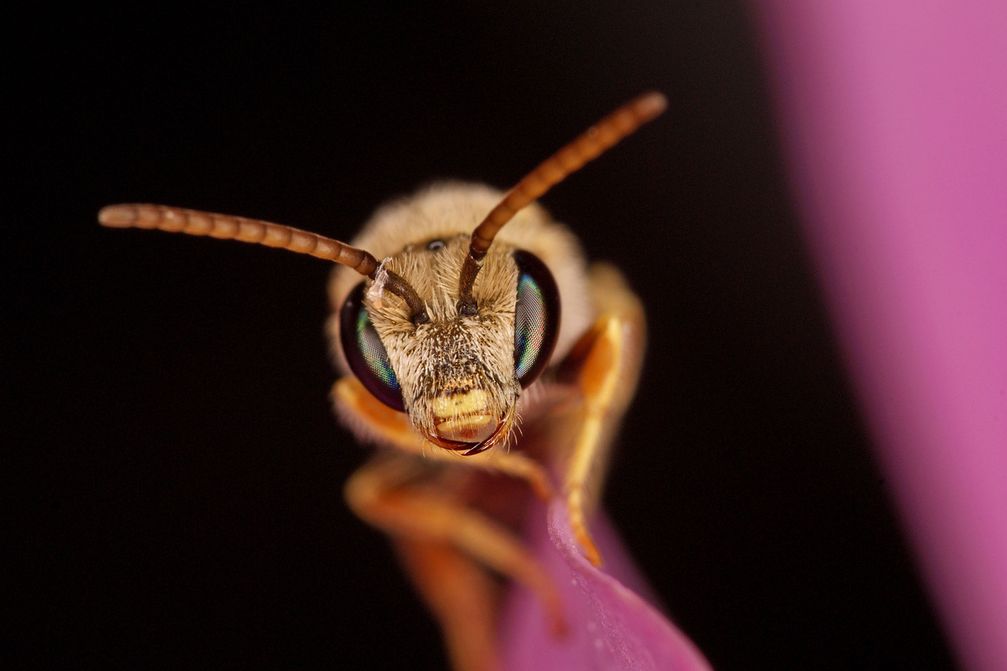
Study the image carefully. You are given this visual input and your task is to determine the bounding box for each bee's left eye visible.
[513,250,560,387]
[339,282,405,412]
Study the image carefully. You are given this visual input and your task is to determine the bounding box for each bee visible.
[100,92,666,671]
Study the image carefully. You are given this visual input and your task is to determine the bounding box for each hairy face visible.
[365,234,521,453]
[328,183,588,454]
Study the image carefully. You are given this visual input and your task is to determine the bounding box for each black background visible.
[12,3,955,669]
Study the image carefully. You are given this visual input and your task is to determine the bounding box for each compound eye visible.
[339,282,405,411]
[513,251,560,388]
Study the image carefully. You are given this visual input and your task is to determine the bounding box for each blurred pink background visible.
[755,3,1007,669]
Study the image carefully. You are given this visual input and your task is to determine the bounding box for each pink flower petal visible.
[754,3,1007,669]
[500,500,710,671]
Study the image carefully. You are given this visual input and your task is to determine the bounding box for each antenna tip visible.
[98,204,137,227]
[635,91,668,119]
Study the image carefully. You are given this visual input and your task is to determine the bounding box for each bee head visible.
[338,234,559,455]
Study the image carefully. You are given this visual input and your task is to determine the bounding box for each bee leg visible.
[395,537,500,671]
[333,376,554,500]
[344,456,566,657]
[558,263,646,567]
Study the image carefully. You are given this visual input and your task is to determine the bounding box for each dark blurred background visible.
[11,3,954,669]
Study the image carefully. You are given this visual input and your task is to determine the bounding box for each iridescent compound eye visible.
[339,283,405,411]
[513,250,560,387]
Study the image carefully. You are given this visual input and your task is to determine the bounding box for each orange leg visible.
[558,263,646,566]
[344,456,566,669]
[395,538,501,671]
[333,376,554,500]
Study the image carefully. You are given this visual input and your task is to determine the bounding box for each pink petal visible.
[754,3,1007,669]
[499,500,710,671]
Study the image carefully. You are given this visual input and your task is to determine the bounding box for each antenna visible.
[99,204,429,323]
[456,91,667,315]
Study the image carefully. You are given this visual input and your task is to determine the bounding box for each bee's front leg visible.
[395,535,501,671]
[344,456,565,670]
[557,263,646,567]
[333,377,554,500]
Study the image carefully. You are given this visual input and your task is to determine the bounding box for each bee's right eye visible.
[513,250,560,388]
[339,283,405,412]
